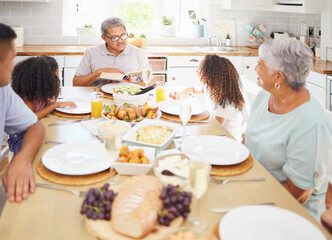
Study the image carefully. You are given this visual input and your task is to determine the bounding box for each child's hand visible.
[57,101,77,109]
[169,91,180,100]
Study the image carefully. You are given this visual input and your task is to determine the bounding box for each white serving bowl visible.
[122,119,180,151]
[114,146,155,175]
[113,92,149,106]
[97,120,131,142]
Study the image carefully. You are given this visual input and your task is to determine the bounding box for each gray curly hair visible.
[101,17,126,35]
[259,38,313,90]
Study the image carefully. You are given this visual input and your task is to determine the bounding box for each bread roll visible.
[111,176,163,238]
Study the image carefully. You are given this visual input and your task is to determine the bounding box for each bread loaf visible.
[111,175,163,238]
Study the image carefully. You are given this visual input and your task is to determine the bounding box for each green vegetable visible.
[129,33,135,37]
[114,85,140,95]
[139,34,146,38]
[162,16,174,26]
[104,105,112,113]
[83,24,93,29]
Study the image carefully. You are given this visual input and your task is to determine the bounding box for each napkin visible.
[80,118,105,136]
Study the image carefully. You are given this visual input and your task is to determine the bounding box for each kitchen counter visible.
[15,45,332,74]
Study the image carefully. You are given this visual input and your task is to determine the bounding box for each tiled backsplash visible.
[0,1,321,46]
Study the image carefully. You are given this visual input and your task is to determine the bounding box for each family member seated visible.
[11,55,76,120]
[0,23,45,202]
[245,38,332,221]
[73,17,149,87]
[170,55,249,142]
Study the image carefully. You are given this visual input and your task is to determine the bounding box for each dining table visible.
[0,86,331,240]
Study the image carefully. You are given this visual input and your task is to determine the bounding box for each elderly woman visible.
[245,38,332,221]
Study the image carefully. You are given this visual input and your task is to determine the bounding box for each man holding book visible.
[73,17,150,87]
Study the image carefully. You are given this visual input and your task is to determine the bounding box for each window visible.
[63,0,204,37]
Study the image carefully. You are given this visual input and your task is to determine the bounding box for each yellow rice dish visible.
[136,125,173,145]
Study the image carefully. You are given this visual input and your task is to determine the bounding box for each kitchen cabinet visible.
[273,0,321,13]
[63,55,83,86]
[306,71,328,109]
[321,0,332,61]
[242,56,261,106]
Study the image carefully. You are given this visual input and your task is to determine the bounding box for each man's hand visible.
[2,157,35,202]
[101,68,125,75]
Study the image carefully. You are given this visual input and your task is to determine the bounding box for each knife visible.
[48,115,90,126]
[210,202,276,213]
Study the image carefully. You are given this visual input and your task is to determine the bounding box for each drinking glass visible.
[142,69,152,87]
[179,95,192,144]
[155,79,166,102]
[187,154,210,229]
[104,132,122,184]
[90,92,103,119]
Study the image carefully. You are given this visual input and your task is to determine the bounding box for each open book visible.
[98,70,150,82]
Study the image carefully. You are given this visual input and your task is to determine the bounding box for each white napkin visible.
[80,118,105,136]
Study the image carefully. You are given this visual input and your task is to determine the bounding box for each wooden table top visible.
[0,87,330,240]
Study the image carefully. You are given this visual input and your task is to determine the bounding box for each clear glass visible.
[179,95,192,144]
[142,69,152,87]
[186,154,210,229]
[90,92,103,119]
[104,132,122,184]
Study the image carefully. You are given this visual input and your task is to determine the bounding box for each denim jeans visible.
[7,132,24,154]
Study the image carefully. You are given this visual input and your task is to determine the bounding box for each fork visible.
[36,183,87,197]
[211,177,265,184]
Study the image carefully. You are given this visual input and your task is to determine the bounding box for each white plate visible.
[122,119,179,151]
[181,135,249,165]
[101,82,140,95]
[158,99,206,116]
[102,109,162,124]
[42,142,110,175]
[55,98,91,114]
[219,205,326,240]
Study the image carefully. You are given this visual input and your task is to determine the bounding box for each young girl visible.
[11,55,76,120]
[170,54,248,142]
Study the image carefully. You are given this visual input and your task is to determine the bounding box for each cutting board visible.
[85,216,183,240]
[217,19,236,46]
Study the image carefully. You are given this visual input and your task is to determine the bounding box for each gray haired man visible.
[73,17,149,86]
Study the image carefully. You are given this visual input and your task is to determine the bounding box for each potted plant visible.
[161,16,175,37]
[76,24,97,36]
[127,33,147,48]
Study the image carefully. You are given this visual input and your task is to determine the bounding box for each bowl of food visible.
[114,145,155,175]
[162,226,217,240]
[154,152,191,190]
[122,119,179,151]
[112,85,149,105]
[102,103,160,123]
[97,120,131,142]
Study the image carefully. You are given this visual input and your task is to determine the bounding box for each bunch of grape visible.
[158,184,192,226]
[80,183,117,220]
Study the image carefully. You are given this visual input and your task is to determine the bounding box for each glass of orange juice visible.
[90,92,103,119]
[156,80,166,102]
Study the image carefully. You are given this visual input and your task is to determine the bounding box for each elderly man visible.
[0,23,45,202]
[73,17,149,86]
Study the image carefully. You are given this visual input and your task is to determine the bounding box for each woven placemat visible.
[210,154,254,177]
[36,160,116,186]
[52,110,90,119]
[161,110,210,122]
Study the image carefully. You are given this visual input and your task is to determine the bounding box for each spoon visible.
[161,170,188,180]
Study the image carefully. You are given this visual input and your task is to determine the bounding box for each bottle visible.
[225,34,231,47]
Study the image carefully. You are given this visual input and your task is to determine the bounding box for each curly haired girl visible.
[169,54,249,142]
[11,55,76,120]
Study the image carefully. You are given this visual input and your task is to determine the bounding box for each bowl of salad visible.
[113,85,149,105]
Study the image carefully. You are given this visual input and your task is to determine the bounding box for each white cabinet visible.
[63,55,83,86]
[321,0,332,61]
[242,56,261,106]
[220,0,273,10]
[306,71,328,109]
[273,0,321,13]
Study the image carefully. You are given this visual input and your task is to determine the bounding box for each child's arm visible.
[25,100,77,120]
[169,87,203,99]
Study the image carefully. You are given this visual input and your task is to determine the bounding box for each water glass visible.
[90,92,103,119]
[179,95,192,143]
[104,132,122,184]
[142,69,152,87]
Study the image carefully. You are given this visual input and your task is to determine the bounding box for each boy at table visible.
[0,23,45,202]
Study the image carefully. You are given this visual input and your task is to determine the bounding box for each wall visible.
[0,0,321,46]
[209,6,321,46]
